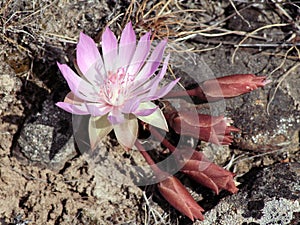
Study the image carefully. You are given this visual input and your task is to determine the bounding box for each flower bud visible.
[158,176,205,221]
[202,74,269,100]
[168,111,240,145]
[163,74,271,101]
[188,74,270,101]
[180,150,238,194]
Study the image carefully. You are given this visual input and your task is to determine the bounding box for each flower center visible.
[101,68,134,106]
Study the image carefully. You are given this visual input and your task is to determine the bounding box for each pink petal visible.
[122,98,140,114]
[150,78,180,100]
[135,39,167,81]
[102,27,118,73]
[126,32,151,76]
[108,108,125,125]
[118,22,136,69]
[133,106,158,116]
[56,102,89,115]
[76,32,102,76]
[84,60,106,86]
[146,54,170,97]
[85,103,111,117]
[128,55,170,99]
[63,92,84,104]
[57,63,98,102]
[129,78,157,98]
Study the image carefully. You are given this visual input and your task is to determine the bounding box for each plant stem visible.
[149,126,176,153]
[134,140,162,176]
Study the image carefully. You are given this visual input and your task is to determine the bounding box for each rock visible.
[230,87,300,153]
[16,97,76,171]
[196,162,300,225]
[201,143,231,165]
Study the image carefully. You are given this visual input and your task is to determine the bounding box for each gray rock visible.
[196,163,300,225]
[18,123,54,162]
[16,97,76,171]
[230,87,300,153]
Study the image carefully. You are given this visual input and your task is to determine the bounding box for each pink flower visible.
[158,176,204,221]
[56,22,179,149]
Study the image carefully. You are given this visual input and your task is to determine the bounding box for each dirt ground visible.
[0,1,299,224]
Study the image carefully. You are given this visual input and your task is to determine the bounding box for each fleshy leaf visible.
[182,150,239,194]
[158,176,204,221]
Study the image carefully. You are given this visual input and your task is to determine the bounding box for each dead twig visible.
[232,23,290,63]
[267,62,300,115]
[229,0,251,28]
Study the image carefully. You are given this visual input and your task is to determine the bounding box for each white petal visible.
[113,116,138,149]
[108,108,125,124]
[138,107,168,131]
[89,115,112,150]
[133,102,157,116]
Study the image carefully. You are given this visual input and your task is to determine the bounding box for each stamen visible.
[100,67,135,106]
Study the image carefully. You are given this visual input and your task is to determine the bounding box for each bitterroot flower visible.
[56,22,179,149]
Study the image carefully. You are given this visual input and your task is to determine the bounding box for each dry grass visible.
[1,0,300,63]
